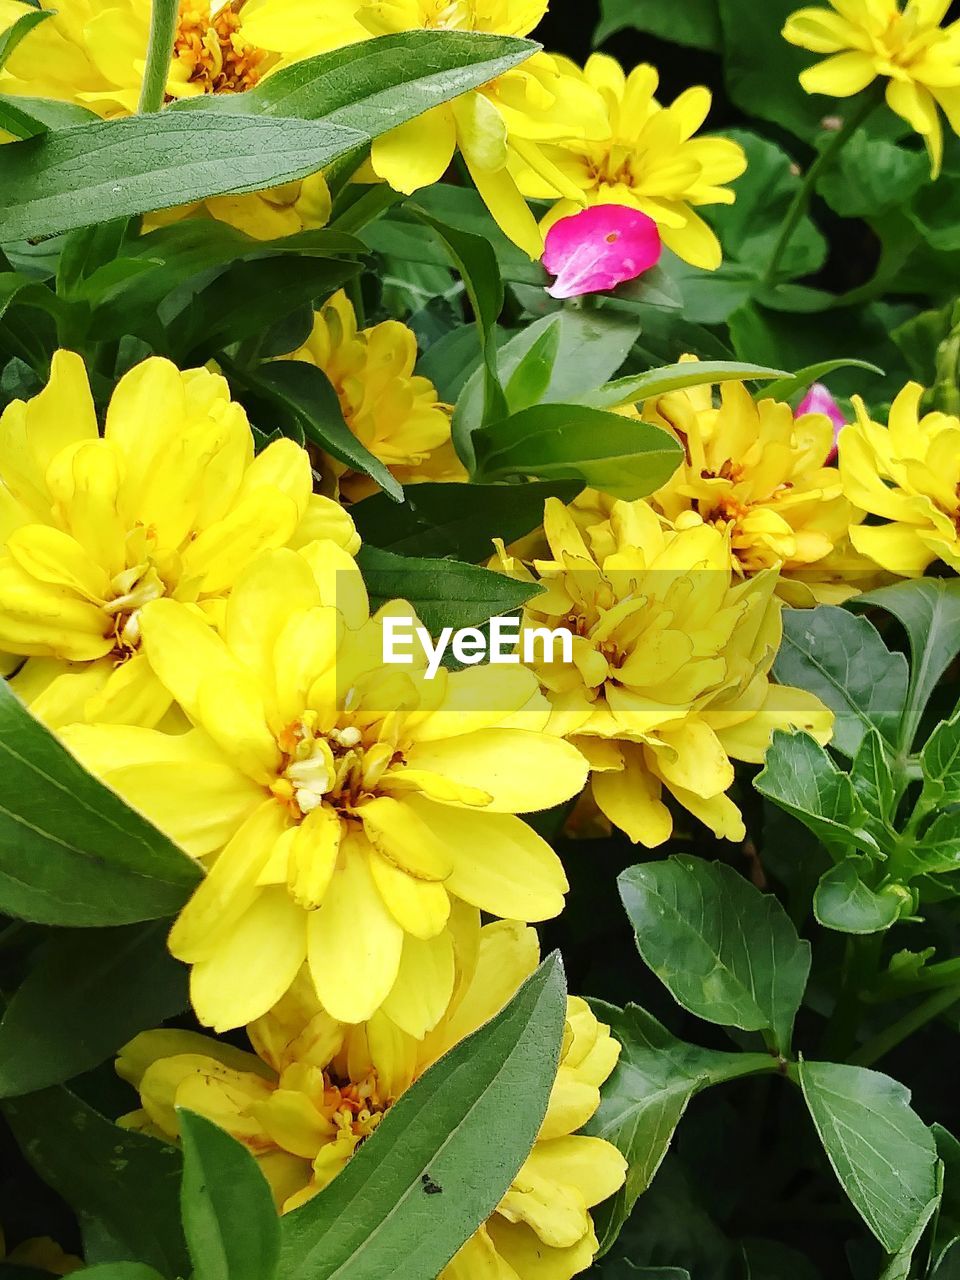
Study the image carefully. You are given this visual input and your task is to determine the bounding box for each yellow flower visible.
[246,0,609,258]
[511,54,748,270]
[782,0,960,177]
[0,0,335,238]
[640,367,879,604]
[281,291,463,501]
[62,545,587,1030]
[839,381,960,574]
[0,350,357,730]
[0,1229,81,1275]
[494,498,832,847]
[117,919,627,1278]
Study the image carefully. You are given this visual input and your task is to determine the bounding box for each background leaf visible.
[813,862,902,934]
[357,545,541,633]
[0,921,187,1097]
[0,682,199,926]
[2,1088,188,1276]
[586,1002,774,1252]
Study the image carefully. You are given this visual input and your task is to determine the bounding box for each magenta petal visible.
[542,205,662,299]
[796,382,846,462]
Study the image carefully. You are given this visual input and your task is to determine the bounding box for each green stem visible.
[850,984,960,1067]
[138,0,178,114]
[872,954,960,1000]
[762,89,882,287]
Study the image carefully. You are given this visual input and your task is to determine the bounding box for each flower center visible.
[102,529,167,661]
[271,709,401,818]
[172,0,268,96]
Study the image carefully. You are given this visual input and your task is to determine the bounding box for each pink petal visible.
[796,383,846,462]
[542,205,662,299]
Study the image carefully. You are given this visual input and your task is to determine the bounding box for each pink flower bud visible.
[542,205,662,300]
[797,383,846,462]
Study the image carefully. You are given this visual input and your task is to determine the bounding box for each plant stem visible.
[851,984,960,1067]
[762,89,882,287]
[138,0,178,114]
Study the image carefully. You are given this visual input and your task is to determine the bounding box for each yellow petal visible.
[168,800,291,963]
[370,106,457,193]
[367,847,451,939]
[190,887,308,1031]
[287,804,342,910]
[380,929,455,1038]
[404,729,587,814]
[358,795,454,880]
[404,796,568,921]
[307,834,404,1023]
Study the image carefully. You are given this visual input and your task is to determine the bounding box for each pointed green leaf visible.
[180,1111,280,1280]
[618,856,810,1053]
[773,607,908,757]
[279,955,567,1280]
[473,404,683,497]
[0,7,51,73]
[799,1059,938,1253]
[577,360,787,411]
[921,714,960,809]
[0,114,366,242]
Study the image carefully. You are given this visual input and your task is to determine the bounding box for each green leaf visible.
[2,1087,188,1276]
[357,545,540,634]
[0,271,61,322]
[585,1002,774,1253]
[814,861,902,934]
[69,1268,167,1280]
[763,357,884,402]
[817,133,927,219]
[921,714,960,809]
[234,359,401,502]
[773,607,909,758]
[0,93,98,140]
[579,359,787,411]
[877,1191,941,1280]
[278,955,567,1280]
[179,31,536,135]
[179,1111,280,1280]
[0,6,51,73]
[618,856,810,1053]
[754,730,876,857]
[473,404,683,498]
[0,114,366,243]
[452,308,641,464]
[850,728,896,836]
[853,578,960,747]
[910,811,960,877]
[798,1059,938,1253]
[412,206,506,432]
[0,921,186,1097]
[0,681,199,926]
[166,256,361,361]
[504,315,562,412]
[594,0,720,49]
[350,480,580,560]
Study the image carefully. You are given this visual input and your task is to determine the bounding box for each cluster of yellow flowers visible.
[0,0,746,265]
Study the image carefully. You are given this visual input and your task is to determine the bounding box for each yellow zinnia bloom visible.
[839,381,960,574]
[639,368,878,604]
[281,290,463,502]
[0,0,336,238]
[0,350,356,730]
[63,544,587,1030]
[117,919,627,1278]
[248,0,608,258]
[494,498,832,847]
[783,0,960,177]
[511,54,747,270]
